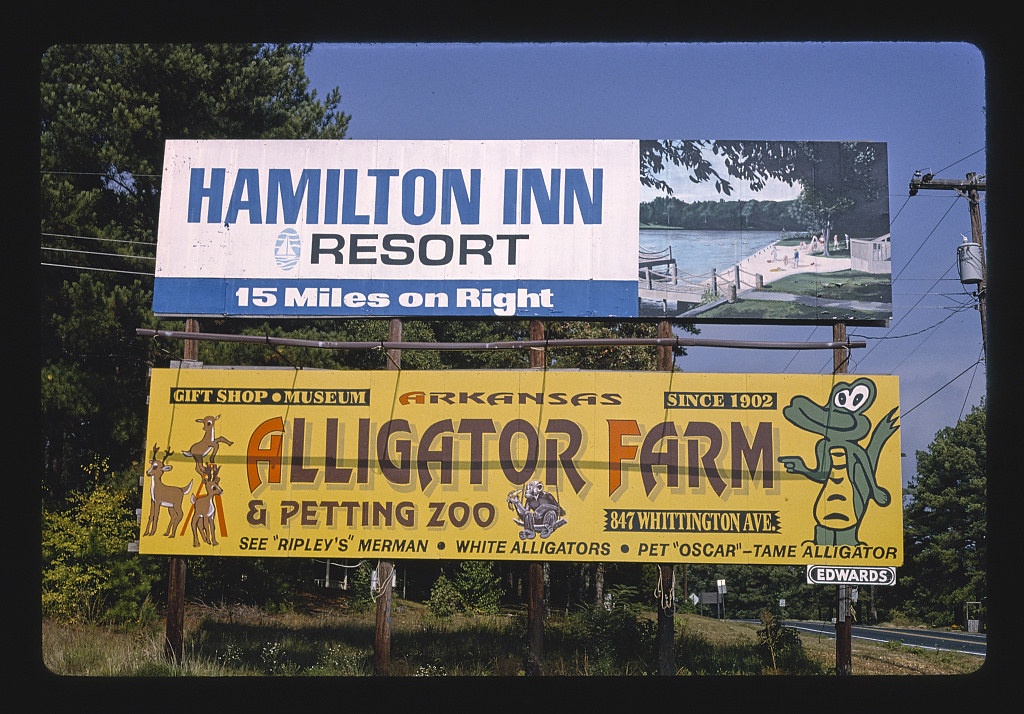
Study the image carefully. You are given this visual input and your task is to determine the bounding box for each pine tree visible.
[888,402,987,627]
[40,43,350,500]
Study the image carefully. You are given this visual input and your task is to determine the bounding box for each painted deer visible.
[143,445,193,537]
[190,462,223,547]
[182,415,234,476]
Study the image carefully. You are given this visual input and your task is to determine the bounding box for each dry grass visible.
[701,617,984,676]
[40,599,984,678]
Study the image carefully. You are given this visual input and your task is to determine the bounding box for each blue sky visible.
[304,42,988,487]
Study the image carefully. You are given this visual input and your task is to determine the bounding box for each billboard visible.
[140,368,902,565]
[154,139,891,324]
[154,139,639,319]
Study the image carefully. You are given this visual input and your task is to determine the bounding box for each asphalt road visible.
[781,620,987,658]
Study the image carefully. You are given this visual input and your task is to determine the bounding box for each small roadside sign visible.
[806,565,896,586]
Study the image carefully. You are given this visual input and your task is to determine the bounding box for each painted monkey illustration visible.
[778,378,899,546]
[507,480,567,539]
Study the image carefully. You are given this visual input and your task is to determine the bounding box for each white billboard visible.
[154,139,639,318]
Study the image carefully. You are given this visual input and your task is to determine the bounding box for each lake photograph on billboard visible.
[637,140,891,325]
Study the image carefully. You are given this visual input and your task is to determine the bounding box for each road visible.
[781,620,987,658]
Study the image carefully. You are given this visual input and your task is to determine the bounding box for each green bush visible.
[452,561,502,614]
[560,603,657,674]
[41,470,160,624]
[346,562,375,611]
[426,562,503,617]
[605,583,644,613]
[756,609,823,674]
[426,573,463,617]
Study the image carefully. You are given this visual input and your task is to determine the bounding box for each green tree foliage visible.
[427,572,464,617]
[755,609,820,674]
[887,402,987,627]
[40,43,350,502]
[640,196,797,231]
[452,560,503,614]
[427,561,504,616]
[639,139,889,248]
[682,564,828,621]
[41,458,161,624]
[40,43,351,620]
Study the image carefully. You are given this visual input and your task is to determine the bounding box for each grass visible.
[696,270,892,322]
[40,594,985,678]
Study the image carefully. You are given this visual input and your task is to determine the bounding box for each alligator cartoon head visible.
[779,378,898,546]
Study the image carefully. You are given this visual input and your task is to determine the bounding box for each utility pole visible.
[909,171,987,356]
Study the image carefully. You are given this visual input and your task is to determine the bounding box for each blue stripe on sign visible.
[153,278,640,318]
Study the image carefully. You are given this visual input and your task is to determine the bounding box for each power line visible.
[42,231,156,247]
[782,152,982,377]
[41,247,155,261]
[901,358,986,418]
[41,170,161,179]
[41,262,154,277]
[959,346,985,422]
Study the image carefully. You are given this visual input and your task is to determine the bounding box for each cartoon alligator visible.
[778,377,899,546]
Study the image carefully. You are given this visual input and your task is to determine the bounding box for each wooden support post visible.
[164,554,186,664]
[164,317,199,664]
[525,318,546,676]
[656,320,676,675]
[373,560,394,676]
[833,321,853,676]
[374,318,402,676]
[526,562,545,676]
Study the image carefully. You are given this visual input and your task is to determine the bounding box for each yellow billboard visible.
[140,368,902,565]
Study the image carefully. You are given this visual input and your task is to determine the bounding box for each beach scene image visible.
[636,140,892,323]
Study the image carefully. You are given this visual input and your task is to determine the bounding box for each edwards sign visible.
[806,565,896,586]
[140,368,902,565]
[153,139,891,323]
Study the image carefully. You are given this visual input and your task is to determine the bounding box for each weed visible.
[41,599,983,677]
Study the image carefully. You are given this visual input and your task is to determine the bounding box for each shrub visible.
[427,573,463,617]
[452,561,502,614]
[41,473,160,624]
[756,609,823,674]
[561,603,657,674]
[426,562,504,617]
[343,561,375,612]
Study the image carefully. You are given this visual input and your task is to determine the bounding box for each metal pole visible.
[135,328,866,353]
